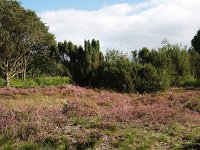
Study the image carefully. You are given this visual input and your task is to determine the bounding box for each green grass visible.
[0,78,4,87]
[0,76,73,88]
[105,123,200,150]
[34,77,73,87]
[180,75,200,87]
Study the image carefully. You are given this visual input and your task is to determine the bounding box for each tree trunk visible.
[22,62,27,81]
[22,69,26,81]
[5,73,10,86]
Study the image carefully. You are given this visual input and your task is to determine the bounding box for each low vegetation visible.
[0,1,200,149]
[0,86,200,149]
[0,77,73,88]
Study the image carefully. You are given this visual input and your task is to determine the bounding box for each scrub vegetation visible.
[0,1,200,149]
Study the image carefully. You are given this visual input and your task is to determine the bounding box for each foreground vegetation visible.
[1,1,200,150]
[0,85,199,149]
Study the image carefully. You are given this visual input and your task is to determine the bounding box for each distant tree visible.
[138,47,151,64]
[158,43,191,85]
[192,29,200,53]
[131,50,138,63]
[58,39,103,86]
[0,0,55,86]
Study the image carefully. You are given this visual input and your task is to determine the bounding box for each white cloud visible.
[39,0,200,53]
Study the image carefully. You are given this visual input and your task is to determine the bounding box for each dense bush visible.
[135,64,170,93]
[94,50,134,92]
[96,62,133,92]
[94,50,169,93]
[137,43,191,86]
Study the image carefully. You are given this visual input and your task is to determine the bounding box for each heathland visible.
[0,85,200,149]
[1,1,200,149]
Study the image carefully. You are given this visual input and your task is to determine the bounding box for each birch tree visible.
[0,0,54,86]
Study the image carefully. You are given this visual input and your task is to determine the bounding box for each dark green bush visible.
[94,50,170,93]
[94,50,134,93]
[135,64,170,93]
[98,63,134,92]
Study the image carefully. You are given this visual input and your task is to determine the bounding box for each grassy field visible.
[0,86,200,150]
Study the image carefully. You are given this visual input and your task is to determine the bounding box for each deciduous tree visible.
[0,0,54,86]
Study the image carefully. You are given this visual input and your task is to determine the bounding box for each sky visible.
[20,0,200,52]
[21,0,144,12]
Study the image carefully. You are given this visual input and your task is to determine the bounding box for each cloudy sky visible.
[21,0,200,52]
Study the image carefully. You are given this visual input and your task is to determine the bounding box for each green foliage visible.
[27,45,61,78]
[96,50,134,92]
[189,49,200,78]
[0,0,55,86]
[35,76,73,87]
[0,77,72,88]
[138,47,151,64]
[135,64,169,93]
[158,43,191,85]
[180,75,198,87]
[192,29,200,53]
[0,78,4,87]
[179,74,200,87]
[95,50,170,93]
[17,142,38,150]
[58,39,103,86]
[10,78,38,88]
[135,43,191,86]
[0,0,198,93]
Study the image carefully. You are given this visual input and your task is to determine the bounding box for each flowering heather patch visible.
[0,86,200,149]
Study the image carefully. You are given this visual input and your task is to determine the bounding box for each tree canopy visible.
[1,0,200,93]
[0,0,55,86]
[58,39,103,86]
[192,29,200,53]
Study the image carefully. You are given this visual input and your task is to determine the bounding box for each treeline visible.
[52,40,200,93]
[1,0,200,93]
